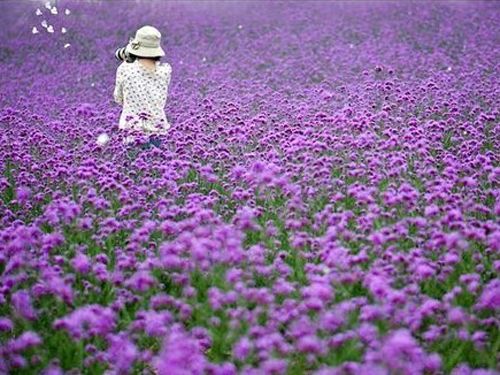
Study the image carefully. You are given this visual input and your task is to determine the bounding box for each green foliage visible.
[431,334,500,373]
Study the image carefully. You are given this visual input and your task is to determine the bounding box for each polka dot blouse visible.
[113,60,172,134]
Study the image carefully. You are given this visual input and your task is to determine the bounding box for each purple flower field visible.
[1,1,499,374]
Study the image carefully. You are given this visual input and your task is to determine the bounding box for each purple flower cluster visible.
[0,1,499,374]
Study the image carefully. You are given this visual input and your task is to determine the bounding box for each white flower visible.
[64,43,71,48]
[44,1,52,10]
[349,43,354,49]
[47,25,54,33]
[35,8,42,16]
[238,24,243,29]
[41,20,48,28]
[65,8,71,15]
[50,6,58,15]
[202,56,207,62]
[61,27,67,34]
[97,133,110,146]
[32,26,39,34]
[447,66,452,72]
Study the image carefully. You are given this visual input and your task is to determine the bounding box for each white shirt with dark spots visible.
[113,60,172,134]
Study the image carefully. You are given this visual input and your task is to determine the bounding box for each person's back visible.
[113,26,172,136]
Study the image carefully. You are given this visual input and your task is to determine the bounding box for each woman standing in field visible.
[113,25,172,149]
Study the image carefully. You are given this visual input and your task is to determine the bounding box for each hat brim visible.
[125,43,165,58]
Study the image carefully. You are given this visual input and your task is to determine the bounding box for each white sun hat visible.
[125,25,165,58]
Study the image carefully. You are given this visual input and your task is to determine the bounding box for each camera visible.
[115,47,136,63]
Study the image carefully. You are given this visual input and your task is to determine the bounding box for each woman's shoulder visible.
[158,61,172,74]
[117,61,134,74]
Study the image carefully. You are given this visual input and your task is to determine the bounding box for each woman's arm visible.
[113,65,124,105]
[164,63,172,98]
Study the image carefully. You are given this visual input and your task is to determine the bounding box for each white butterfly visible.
[35,8,42,16]
[61,27,67,34]
[41,20,48,28]
[32,26,39,34]
[47,25,54,33]
[64,43,71,48]
[50,6,58,15]
[44,1,52,10]
[65,9,71,15]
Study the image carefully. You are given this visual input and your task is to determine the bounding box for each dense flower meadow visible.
[1,0,499,374]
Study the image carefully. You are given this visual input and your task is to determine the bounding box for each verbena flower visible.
[53,305,116,340]
[153,325,207,374]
